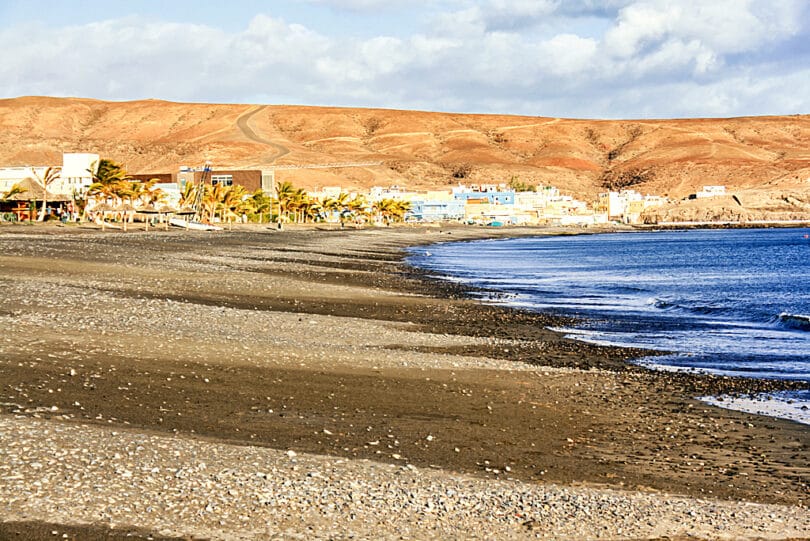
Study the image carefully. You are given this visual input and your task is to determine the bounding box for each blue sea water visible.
[408,228,810,422]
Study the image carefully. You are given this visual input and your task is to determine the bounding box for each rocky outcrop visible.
[642,190,810,223]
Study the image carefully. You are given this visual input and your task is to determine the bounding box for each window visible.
[211,174,233,186]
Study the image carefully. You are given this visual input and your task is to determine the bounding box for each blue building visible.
[406,199,466,222]
[452,188,515,205]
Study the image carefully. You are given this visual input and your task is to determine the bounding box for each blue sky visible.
[1,0,808,118]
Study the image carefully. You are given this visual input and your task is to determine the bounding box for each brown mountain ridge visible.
[1,96,809,213]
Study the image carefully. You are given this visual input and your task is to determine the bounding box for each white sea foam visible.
[701,393,810,426]
[411,230,810,424]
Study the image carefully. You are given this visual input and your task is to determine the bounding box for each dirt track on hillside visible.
[2,96,809,202]
[236,104,290,166]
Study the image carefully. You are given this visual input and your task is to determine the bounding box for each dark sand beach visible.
[0,224,807,540]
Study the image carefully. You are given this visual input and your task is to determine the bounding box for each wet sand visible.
[0,224,807,540]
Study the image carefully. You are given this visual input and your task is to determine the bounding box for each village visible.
[1,152,732,227]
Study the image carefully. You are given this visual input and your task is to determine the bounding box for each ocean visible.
[408,228,810,423]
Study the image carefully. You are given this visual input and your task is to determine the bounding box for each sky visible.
[1,0,808,119]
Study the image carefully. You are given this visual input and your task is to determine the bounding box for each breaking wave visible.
[775,312,810,332]
[409,227,810,383]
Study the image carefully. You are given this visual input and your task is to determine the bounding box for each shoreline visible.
[405,228,810,427]
[401,224,808,385]
[0,225,808,539]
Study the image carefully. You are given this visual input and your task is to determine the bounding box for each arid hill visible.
[1,96,809,215]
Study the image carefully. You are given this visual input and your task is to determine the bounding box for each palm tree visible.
[1,183,27,201]
[373,198,395,224]
[372,198,411,224]
[86,181,119,206]
[141,178,166,207]
[179,181,197,208]
[92,159,129,186]
[250,189,274,223]
[346,194,370,224]
[293,189,311,223]
[321,192,351,223]
[220,185,251,222]
[390,199,412,223]
[203,183,226,223]
[33,166,62,221]
[301,196,323,223]
[275,181,298,223]
[321,195,339,213]
[116,181,140,206]
[86,159,131,209]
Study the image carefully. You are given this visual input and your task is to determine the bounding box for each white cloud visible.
[480,0,559,27]
[604,2,673,57]
[624,38,719,78]
[605,0,804,58]
[433,6,487,37]
[304,0,413,11]
[0,2,808,118]
[539,34,599,76]
[358,37,410,75]
[432,0,559,33]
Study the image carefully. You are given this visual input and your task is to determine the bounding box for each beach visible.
[0,224,808,540]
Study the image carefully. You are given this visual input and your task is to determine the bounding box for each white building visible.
[514,186,561,210]
[0,166,48,194]
[696,185,726,198]
[597,190,642,220]
[596,190,667,223]
[369,185,409,201]
[0,153,99,196]
[54,153,99,195]
[153,183,182,208]
[308,186,345,200]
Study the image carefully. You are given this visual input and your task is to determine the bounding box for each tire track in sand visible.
[236,105,290,166]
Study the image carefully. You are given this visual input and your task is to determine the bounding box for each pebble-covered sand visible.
[2,416,808,540]
[1,225,808,540]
